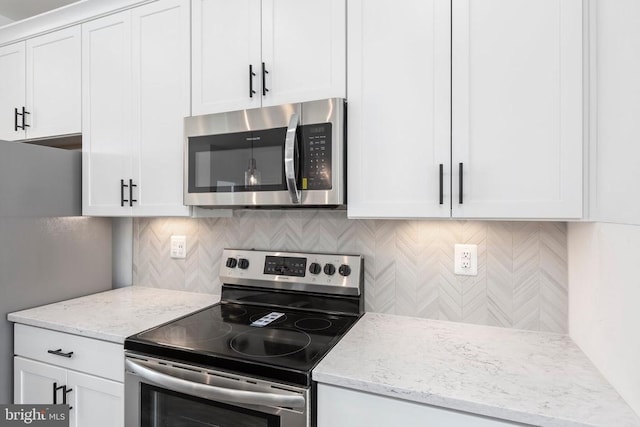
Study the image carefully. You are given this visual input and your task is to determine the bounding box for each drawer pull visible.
[48,348,74,358]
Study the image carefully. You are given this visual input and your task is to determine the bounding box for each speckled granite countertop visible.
[313,312,640,427]
[8,286,220,343]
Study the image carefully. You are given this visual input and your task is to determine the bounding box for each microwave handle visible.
[284,113,301,204]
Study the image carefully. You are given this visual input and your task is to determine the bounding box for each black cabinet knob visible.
[324,263,336,276]
[309,263,322,275]
[238,258,250,269]
[225,258,238,268]
[338,264,351,277]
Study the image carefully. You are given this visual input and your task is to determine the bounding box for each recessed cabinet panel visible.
[0,43,25,142]
[26,26,81,139]
[192,0,346,115]
[67,371,124,427]
[83,0,191,217]
[14,357,66,405]
[592,1,640,225]
[192,0,261,115]
[262,0,346,107]
[347,0,451,218]
[131,0,191,216]
[82,12,133,216]
[451,0,583,218]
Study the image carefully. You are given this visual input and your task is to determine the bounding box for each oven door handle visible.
[125,359,305,409]
[284,113,301,204]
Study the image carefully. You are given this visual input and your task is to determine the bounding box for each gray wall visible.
[133,211,568,333]
[0,217,112,404]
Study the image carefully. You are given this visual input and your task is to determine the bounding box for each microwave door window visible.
[189,128,287,193]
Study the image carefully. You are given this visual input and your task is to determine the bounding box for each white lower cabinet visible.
[13,324,124,427]
[317,384,525,427]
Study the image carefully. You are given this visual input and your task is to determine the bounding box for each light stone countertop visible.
[313,312,640,427]
[8,286,220,343]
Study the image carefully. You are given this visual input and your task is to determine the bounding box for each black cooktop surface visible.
[125,302,359,386]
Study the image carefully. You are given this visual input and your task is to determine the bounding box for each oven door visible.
[125,355,309,427]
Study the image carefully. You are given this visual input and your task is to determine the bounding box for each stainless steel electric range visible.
[124,248,364,427]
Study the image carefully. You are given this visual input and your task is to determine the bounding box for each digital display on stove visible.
[264,256,307,277]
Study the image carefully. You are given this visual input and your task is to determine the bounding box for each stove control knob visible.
[238,258,250,269]
[309,263,322,275]
[225,257,238,268]
[338,264,352,277]
[323,263,336,276]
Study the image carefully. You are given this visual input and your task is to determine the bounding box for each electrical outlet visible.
[454,244,477,276]
[170,235,187,259]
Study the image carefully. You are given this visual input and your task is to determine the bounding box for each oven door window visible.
[188,128,287,193]
[141,384,280,427]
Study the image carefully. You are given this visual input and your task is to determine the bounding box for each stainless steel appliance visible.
[184,98,346,208]
[125,248,364,427]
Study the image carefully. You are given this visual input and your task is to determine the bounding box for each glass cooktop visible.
[125,302,359,386]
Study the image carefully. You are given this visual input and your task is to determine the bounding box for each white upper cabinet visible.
[348,0,583,220]
[261,0,346,107]
[130,0,191,216]
[192,0,346,116]
[82,11,133,216]
[192,0,262,115]
[0,26,80,141]
[347,0,451,218]
[451,0,583,219]
[0,43,25,141]
[83,0,191,217]
[591,0,640,225]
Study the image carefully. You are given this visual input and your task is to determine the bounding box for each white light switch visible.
[454,244,477,276]
[170,235,187,259]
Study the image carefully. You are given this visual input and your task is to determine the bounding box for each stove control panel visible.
[221,249,364,296]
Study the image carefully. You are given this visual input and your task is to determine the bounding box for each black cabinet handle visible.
[53,382,65,404]
[22,107,30,128]
[439,163,444,205]
[121,179,129,207]
[47,348,74,358]
[129,179,137,207]
[249,64,256,98]
[64,386,73,410]
[458,162,464,204]
[262,62,269,96]
[14,107,29,131]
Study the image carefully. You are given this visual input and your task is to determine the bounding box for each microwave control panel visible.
[301,123,332,190]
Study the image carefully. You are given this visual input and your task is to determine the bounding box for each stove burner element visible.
[220,305,247,320]
[230,328,312,358]
[159,321,232,348]
[249,312,287,325]
[294,318,332,331]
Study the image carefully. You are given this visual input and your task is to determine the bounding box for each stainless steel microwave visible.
[184,98,346,208]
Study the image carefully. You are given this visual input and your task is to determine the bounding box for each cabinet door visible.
[591,1,640,224]
[192,0,262,115]
[82,11,134,216]
[25,26,81,139]
[347,0,451,218]
[318,384,523,427]
[131,0,191,217]
[261,0,346,107]
[0,42,26,141]
[67,371,124,427]
[451,0,583,219]
[14,357,66,404]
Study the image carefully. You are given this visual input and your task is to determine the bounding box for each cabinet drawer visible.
[14,324,124,382]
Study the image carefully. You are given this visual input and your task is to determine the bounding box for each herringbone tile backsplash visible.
[133,211,568,333]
